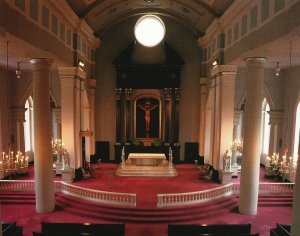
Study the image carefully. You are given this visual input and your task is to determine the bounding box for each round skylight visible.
[134,15,165,47]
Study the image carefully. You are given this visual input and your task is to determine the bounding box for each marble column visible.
[173,88,181,143]
[58,67,86,170]
[125,88,133,142]
[291,157,300,236]
[88,79,96,154]
[268,111,283,155]
[11,107,26,153]
[199,78,207,156]
[52,108,62,140]
[233,110,242,141]
[164,88,172,144]
[239,57,266,215]
[210,65,238,170]
[115,88,123,144]
[30,58,54,213]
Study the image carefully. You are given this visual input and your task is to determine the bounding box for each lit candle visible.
[2,152,4,160]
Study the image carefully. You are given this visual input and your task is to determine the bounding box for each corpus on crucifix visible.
[137,101,158,132]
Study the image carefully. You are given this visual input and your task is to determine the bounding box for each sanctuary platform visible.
[116,153,177,177]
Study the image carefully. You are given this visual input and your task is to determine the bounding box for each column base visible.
[62,168,74,183]
[220,170,233,184]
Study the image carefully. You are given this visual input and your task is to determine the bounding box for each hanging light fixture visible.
[16,61,22,79]
[275,62,280,76]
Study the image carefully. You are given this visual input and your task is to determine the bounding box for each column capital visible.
[124,88,133,100]
[210,64,238,78]
[30,58,53,66]
[57,67,86,80]
[164,88,172,101]
[268,110,284,124]
[199,77,207,85]
[244,57,267,67]
[88,79,96,89]
[52,108,61,123]
[11,107,27,122]
[115,88,122,100]
[233,110,242,125]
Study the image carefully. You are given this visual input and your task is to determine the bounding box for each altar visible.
[128,153,165,166]
[116,153,177,177]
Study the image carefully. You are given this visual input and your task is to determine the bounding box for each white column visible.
[239,57,266,215]
[30,58,54,213]
[53,108,62,140]
[210,65,238,170]
[88,79,96,155]
[233,111,242,140]
[199,78,207,156]
[58,67,86,169]
[11,107,26,153]
[268,111,283,155]
[291,157,300,236]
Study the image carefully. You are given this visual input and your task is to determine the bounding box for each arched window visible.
[293,101,300,159]
[24,97,34,153]
[262,99,270,154]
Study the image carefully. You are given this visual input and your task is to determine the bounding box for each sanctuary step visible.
[116,159,177,177]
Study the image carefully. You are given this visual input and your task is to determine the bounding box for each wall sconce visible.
[212,60,218,68]
[78,60,85,70]
[275,62,280,77]
[16,62,22,79]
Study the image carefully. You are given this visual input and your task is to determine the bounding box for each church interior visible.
[0,0,300,235]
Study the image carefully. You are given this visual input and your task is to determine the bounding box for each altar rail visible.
[157,182,294,207]
[0,180,136,207]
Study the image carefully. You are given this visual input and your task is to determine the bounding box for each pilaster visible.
[210,64,238,170]
[58,67,86,169]
[199,78,208,156]
[11,107,26,153]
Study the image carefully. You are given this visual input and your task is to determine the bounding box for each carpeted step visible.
[55,193,238,223]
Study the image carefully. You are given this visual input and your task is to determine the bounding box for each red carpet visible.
[0,163,292,236]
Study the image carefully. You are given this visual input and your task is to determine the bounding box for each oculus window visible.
[134,15,165,47]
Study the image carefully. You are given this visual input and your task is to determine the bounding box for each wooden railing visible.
[0,180,136,207]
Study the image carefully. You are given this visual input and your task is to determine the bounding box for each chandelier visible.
[0,151,29,178]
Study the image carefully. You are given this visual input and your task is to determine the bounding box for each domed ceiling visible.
[66,0,234,37]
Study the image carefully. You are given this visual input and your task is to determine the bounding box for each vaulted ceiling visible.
[66,0,234,37]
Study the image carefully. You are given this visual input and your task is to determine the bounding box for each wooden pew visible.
[39,222,125,236]
[168,223,252,236]
[270,224,291,236]
[2,222,23,236]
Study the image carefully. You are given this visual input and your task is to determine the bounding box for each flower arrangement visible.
[230,139,243,155]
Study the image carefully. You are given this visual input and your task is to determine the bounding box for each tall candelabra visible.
[266,153,290,179]
[0,151,29,178]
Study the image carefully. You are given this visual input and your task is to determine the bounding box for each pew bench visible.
[168,223,253,236]
[2,221,23,236]
[34,222,125,236]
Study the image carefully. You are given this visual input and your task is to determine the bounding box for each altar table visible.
[128,153,166,166]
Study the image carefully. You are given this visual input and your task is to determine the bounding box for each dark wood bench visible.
[168,223,252,236]
[36,222,125,236]
[2,222,23,236]
[270,224,291,236]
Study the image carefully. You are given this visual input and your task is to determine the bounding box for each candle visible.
[169,147,171,155]
[2,152,4,160]
[25,156,29,166]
